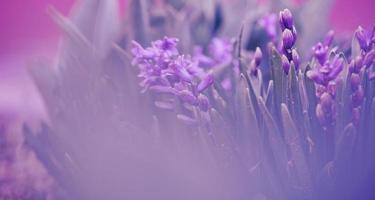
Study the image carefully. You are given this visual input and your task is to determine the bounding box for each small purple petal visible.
[355,26,368,51]
[291,49,300,70]
[178,90,197,105]
[279,9,294,30]
[364,49,375,67]
[254,47,263,66]
[282,29,295,49]
[307,70,325,85]
[197,94,210,112]
[324,30,335,47]
[281,54,290,75]
[197,74,214,93]
[320,92,333,112]
[313,43,328,66]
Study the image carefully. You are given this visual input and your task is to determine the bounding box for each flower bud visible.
[279,9,294,30]
[320,92,333,112]
[250,60,258,77]
[282,29,295,49]
[324,30,335,46]
[254,47,263,66]
[291,49,300,70]
[364,49,375,67]
[328,56,344,80]
[306,70,325,85]
[198,94,210,112]
[197,74,214,93]
[313,43,328,66]
[178,90,197,105]
[281,54,290,75]
[355,26,368,51]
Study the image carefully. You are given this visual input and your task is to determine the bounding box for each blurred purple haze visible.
[0,1,374,199]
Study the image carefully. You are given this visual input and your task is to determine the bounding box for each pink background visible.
[0,0,374,58]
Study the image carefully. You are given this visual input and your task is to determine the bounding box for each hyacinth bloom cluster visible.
[279,9,300,73]
[131,37,214,117]
[194,37,233,69]
[307,32,343,127]
[2,1,375,200]
[347,26,375,123]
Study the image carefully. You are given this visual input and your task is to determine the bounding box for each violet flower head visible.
[324,30,335,46]
[131,36,214,113]
[307,55,344,86]
[250,47,263,77]
[282,29,295,50]
[279,9,294,31]
[278,8,299,73]
[355,26,369,52]
[281,54,290,74]
[194,37,233,68]
[258,14,277,40]
[313,42,329,66]
[291,49,300,70]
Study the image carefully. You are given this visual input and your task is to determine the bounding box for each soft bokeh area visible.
[0,0,374,199]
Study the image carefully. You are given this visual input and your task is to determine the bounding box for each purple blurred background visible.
[0,0,374,60]
[0,0,374,119]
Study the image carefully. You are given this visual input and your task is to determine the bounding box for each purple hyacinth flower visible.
[364,49,375,67]
[282,29,295,50]
[316,103,326,125]
[197,74,214,93]
[281,54,291,74]
[178,90,198,105]
[320,92,333,112]
[197,94,209,112]
[355,26,369,51]
[254,47,263,66]
[306,70,325,85]
[291,49,300,70]
[279,9,294,30]
[313,42,328,66]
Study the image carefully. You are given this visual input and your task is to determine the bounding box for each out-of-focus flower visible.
[258,14,277,40]
[131,37,214,113]
[194,37,233,68]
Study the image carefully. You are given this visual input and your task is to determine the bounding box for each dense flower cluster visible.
[279,9,300,73]
[131,37,214,113]
[349,26,375,123]
[307,32,343,127]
